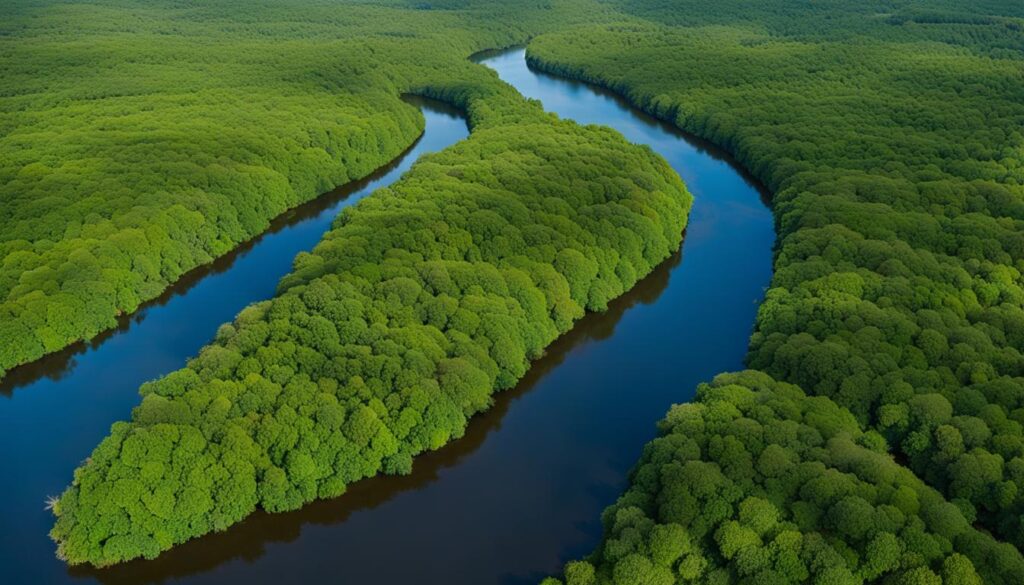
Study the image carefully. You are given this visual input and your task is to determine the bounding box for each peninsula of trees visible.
[48,73,692,565]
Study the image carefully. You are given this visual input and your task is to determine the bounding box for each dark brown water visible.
[0,50,774,584]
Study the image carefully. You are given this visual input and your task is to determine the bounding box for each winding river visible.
[0,49,774,584]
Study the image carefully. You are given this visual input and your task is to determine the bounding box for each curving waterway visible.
[0,49,774,584]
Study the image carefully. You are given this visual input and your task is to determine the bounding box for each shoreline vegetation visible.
[525,3,1024,583]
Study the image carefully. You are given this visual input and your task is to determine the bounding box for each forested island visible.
[2,0,1023,583]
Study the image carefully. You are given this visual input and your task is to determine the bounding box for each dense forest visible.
[538,372,1023,585]
[47,63,692,564]
[5,0,1024,580]
[527,1,1024,583]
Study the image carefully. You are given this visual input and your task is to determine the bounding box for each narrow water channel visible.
[1,49,774,585]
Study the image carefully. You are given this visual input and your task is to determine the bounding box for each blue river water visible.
[0,49,774,584]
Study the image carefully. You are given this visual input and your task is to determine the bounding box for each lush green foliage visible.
[20,0,1024,577]
[528,1,1024,582]
[0,0,615,378]
[541,372,1023,585]
[48,77,692,564]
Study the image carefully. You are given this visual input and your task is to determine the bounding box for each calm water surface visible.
[0,49,774,584]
